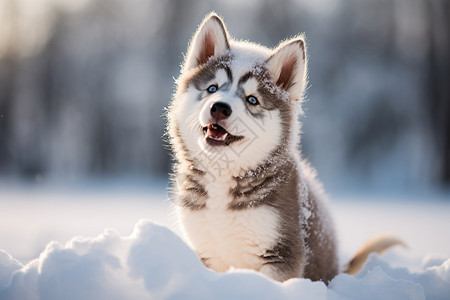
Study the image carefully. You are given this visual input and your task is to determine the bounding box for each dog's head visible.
[169,13,307,176]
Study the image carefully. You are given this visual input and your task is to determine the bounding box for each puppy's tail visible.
[343,235,406,275]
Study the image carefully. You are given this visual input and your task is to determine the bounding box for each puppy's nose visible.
[210,102,232,120]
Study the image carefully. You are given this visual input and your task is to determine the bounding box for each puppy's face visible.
[169,14,307,176]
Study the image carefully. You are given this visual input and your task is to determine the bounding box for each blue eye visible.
[207,85,218,93]
[246,95,259,105]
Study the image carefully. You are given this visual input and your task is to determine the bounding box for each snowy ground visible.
[0,180,449,299]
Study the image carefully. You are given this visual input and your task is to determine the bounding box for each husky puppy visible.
[168,13,397,283]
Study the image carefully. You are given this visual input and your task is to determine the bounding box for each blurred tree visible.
[425,0,450,186]
[0,0,17,173]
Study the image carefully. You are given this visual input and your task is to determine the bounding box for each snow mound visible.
[0,220,448,300]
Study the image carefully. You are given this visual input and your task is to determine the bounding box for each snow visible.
[1,185,450,300]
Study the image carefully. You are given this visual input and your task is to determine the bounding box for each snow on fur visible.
[0,220,448,300]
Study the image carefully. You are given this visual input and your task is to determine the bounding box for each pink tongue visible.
[208,125,227,138]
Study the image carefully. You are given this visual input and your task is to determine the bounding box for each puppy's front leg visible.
[259,247,305,282]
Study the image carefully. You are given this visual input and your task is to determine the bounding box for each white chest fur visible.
[177,177,281,272]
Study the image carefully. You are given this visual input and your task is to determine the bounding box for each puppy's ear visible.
[184,13,230,71]
[266,36,307,101]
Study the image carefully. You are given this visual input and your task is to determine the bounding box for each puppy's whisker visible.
[186,114,200,133]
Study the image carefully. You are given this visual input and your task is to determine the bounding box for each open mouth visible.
[202,124,243,146]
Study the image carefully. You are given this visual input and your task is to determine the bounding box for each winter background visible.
[0,0,449,299]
